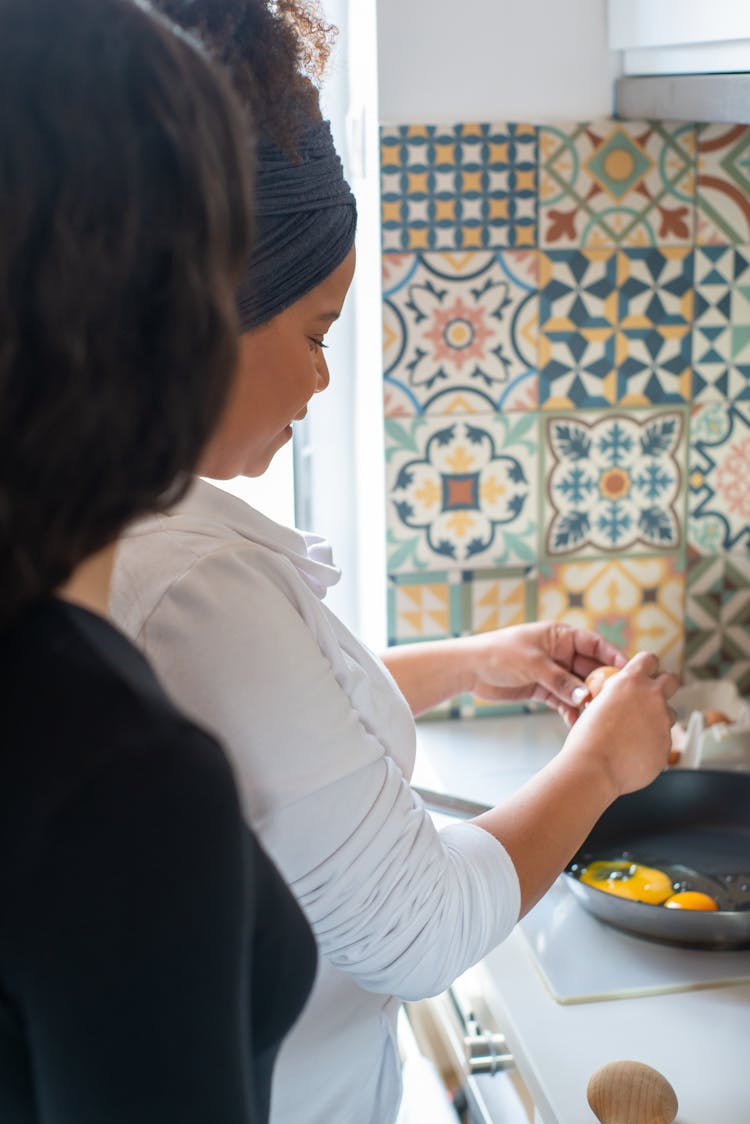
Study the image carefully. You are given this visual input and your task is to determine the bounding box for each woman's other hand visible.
[383,621,627,720]
[463,621,627,726]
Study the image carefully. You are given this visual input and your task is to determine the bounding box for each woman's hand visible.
[561,650,679,797]
[462,622,628,726]
[472,649,679,916]
[383,621,627,721]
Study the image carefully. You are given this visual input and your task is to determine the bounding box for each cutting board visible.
[519,877,750,1005]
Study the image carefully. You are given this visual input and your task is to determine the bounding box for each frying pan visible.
[564,769,750,949]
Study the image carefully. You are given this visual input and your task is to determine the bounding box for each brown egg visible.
[584,665,620,699]
[703,709,731,728]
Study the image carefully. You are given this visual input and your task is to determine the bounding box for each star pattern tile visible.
[379,112,750,702]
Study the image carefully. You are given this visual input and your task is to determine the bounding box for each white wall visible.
[300,0,621,650]
[377,0,620,124]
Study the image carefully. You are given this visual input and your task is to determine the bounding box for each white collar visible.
[137,477,341,600]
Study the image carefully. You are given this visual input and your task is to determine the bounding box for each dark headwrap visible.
[235,118,357,331]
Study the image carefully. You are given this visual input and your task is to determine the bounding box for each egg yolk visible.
[580,860,673,905]
[664,891,719,911]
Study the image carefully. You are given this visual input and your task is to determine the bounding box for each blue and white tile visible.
[542,408,687,559]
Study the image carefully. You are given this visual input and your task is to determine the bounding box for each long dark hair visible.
[0,0,254,628]
[152,0,336,155]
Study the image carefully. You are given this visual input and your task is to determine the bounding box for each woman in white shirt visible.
[111,3,678,1122]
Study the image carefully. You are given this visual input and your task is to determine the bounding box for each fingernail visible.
[571,686,588,706]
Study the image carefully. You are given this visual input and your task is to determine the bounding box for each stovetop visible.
[519,877,750,1004]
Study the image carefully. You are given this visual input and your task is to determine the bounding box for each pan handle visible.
[587,1059,678,1124]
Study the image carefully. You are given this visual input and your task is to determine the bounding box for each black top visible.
[0,599,316,1123]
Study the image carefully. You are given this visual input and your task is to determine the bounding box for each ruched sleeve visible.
[124,539,521,1001]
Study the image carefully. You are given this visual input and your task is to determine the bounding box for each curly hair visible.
[152,0,337,155]
[0,0,254,628]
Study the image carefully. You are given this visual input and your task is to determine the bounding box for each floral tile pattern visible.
[689,402,750,554]
[385,413,537,573]
[539,121,695,248]
[380,123,537,252]
[538,248,693,407]
[380,114,750,701]
[383,250,538,415]
[538,556,686,673]
[543,409,687,559]
[685,553,750,692]
[692,246,750,401]
[696,124,750,245]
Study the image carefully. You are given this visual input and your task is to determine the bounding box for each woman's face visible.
[199,247,356,479]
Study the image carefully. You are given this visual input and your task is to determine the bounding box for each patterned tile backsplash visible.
[380,118,750,716]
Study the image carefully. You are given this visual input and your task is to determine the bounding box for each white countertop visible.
[414,712,750,1124]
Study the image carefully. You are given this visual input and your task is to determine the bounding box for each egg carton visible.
[670,679,750,770]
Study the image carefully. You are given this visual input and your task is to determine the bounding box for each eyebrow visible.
[315,310,341,323]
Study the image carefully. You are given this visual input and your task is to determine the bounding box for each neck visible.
[57,541,118,619]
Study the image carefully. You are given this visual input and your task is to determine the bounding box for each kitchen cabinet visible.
[414,713,750,1123]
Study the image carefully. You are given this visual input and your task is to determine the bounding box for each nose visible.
[314,352,330,393]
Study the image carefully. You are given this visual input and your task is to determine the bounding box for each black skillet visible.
[564,769,750,949]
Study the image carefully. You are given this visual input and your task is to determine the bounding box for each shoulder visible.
[112,509,313,642]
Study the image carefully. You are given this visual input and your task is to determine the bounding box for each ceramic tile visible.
[696,124,750,245]
[385,413,538,574]
[539,249,693,407]
[542,409,687,559]
[462,571,542,716]
[379,114,750,696]
[685,553,750,692]
[539,120,696,249]
[383,250,538,415]
[616,248,693,405]
[689,402,750,554]
[538,249,618,408]
[387,571,461,643]
[692,246,750,402]
[391,567,538,719]
[538,556,686,673]
[380,123,537,252]
[462,566,536,633]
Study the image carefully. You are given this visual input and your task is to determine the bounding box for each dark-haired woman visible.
[111,3,678,1122]
[0,0,315,1120]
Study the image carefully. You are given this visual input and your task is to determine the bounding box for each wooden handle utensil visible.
[587,1059,678,1124]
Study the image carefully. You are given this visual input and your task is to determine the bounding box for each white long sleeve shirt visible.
[110,479,520,1124]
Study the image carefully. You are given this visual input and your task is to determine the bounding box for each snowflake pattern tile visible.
[539,120,696,248]
[543,409,686,558]
[689,402,750,554]
[386,414,538,574]
[684,553,750,692]
[380,123,537,251]
[696,124,750,245]
[692,246,750,401]
[383,250,538,415]
[538,557,685,673]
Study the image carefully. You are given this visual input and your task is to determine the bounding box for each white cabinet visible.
[609,0,750,122]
